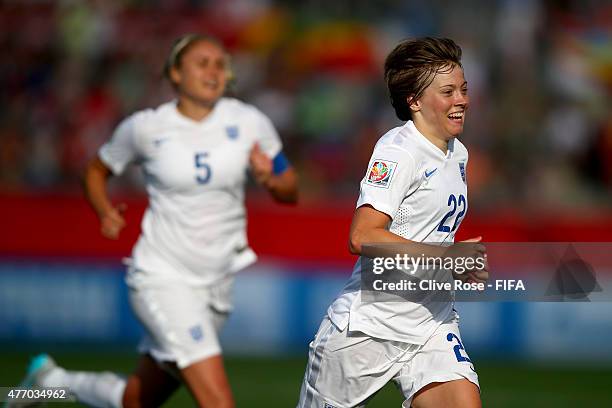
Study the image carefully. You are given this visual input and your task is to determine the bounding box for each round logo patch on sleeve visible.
[365,159,398,189]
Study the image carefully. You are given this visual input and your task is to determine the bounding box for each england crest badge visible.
[459,162,466,183]
[226,126,239,140]
[189,325,204,342]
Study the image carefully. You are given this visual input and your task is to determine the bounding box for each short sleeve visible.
[252,109,282,159]
[356,145,417,219]
[98,115,141,175]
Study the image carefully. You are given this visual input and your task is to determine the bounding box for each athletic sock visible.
[41,367,126,408]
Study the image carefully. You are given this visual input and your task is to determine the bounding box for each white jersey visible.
[328,120,469,344]
[99,98,282,286]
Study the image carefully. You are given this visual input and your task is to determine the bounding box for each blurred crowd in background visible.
[1,0,610,211]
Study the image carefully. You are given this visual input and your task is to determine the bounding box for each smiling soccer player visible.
[297,37,488,408]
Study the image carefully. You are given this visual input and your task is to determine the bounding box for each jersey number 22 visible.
[437,194,466,233]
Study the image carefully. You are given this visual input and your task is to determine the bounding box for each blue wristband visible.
[272,152,290,175]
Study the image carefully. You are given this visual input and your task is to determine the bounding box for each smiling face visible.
[410,64,469,148]
[170,39,228,108]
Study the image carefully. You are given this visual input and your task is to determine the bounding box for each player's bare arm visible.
[83,157,127,240]
[349,205,486,270]
[249,143,298,203]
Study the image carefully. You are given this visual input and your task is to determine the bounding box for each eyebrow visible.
[194,54,226,62]
[439,81,468,89]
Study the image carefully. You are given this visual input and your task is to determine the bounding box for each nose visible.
[454,91,469,106]
[205,65,222,76]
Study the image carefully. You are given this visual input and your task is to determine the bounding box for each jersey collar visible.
[406,120,454,160]
[170,98,224,127]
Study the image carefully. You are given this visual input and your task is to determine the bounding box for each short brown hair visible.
[384,37,463,121]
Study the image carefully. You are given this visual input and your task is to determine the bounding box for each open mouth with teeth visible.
[203,79,219,88]
[447,111,465,122]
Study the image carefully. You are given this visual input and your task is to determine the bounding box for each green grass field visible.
[2,352,611,407]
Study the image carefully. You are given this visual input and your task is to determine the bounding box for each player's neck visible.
[412,120,449,153]
[176,97,215,122]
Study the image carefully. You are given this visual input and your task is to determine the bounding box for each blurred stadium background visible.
[1,0,611,406]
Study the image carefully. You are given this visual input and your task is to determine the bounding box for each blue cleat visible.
[4,354,58,408]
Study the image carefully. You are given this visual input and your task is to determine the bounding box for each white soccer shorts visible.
[128,274,234,369]
[297,315,479,408]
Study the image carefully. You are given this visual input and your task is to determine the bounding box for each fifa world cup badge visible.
[366,159,398,189]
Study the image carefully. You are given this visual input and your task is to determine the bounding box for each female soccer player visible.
[297,37,488,408]
[19,33,297,408]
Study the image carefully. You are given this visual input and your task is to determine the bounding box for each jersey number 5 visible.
[437,194,466,233]
[195,152,212,184]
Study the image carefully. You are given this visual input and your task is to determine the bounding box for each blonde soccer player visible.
[14,33,297,408]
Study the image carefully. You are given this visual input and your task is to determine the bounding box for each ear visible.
[408,96,421,113]
[224,55,234,82]
[169,66,181,86]
[225,67,234,82]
